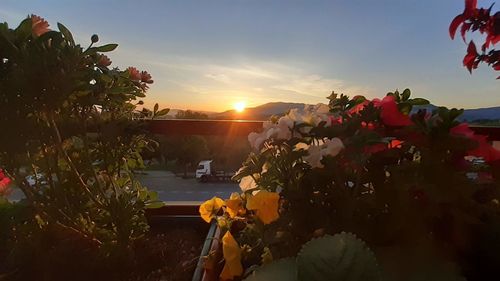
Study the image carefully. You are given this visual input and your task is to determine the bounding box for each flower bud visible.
[91,34,99,43]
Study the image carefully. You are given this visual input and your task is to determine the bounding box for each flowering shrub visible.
[201,89,500,280]
[0,15,168,277]
[450,0,499,77]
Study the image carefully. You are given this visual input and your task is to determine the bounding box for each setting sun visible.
[234,101,246,112]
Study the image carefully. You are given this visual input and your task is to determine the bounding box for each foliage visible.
[450,0,499,77]
[136,102,170,120]
[160,135,209,176]
[245,233,380,281]
[0,15,168,277]
[175,109,209,119]
[200,89,500,280]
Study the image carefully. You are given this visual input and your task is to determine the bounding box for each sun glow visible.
[234,101,246,113]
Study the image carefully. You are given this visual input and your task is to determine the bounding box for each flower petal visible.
[246,190,280,224]
[220,231,243,280]
[199,197,224,223]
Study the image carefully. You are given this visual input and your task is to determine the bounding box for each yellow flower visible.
[220,231,243,280]
[225,192,245,218]
[246,190,280,224]
[199,197,224,223]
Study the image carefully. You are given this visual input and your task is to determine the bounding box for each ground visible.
[7,170,239,202]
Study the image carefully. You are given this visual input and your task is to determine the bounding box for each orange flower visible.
[140,71,153,84]
[199,197,224,223]
[97,54,112,67]
[30,14,50,37]
[246,190,280,224]
[225,192,245,218]
[220,231,243,280]
[127,67,141,81]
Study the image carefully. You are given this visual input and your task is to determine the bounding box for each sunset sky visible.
[1,0,498,112]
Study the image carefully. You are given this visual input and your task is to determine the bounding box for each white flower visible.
[296,138,344,168]
[303,144,323,168]
[248,132,267,150]
[239,175,257,192]
[322,138,344,157]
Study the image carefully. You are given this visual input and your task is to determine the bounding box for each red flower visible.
[97,54,112,67]
[127,67,141,81]
[0,170,12,196]
[140,71,154,84]
[364,139,403,154]
[463,41,479,73]
[373,95,412,127]
[451,123,500,163]
[361,121,375,130]
[30,14,50,37]
[348,100,369,115]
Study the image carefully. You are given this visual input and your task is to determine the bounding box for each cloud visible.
[205,73,231,83]
[110,50,372,110]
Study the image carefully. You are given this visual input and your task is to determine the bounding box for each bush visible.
[201,89,500,280]
[0,15,166,279]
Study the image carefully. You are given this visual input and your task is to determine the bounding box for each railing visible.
[145,120,500,217]
[148,119,263,136]
[148,119,500,140]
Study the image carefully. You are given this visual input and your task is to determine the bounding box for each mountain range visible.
[166,102,500,122]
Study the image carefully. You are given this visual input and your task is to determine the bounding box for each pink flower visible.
[30,14,50,37]
[140,71,154,84]
[373,95,412,127]
[97,54,112,67]
[127,67,141,81]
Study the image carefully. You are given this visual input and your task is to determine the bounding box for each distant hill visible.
[212,102,306,120]
[413,105,500,122]
[459,107,500,122]
[211,102,500,122]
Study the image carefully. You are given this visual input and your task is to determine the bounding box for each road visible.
[7,170,240,203]
[136,170,239,202]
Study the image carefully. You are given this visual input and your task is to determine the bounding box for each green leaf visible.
[398,103,412,115]
[244,258,298,281]
[148,190,159,201]
[94,43,118,52]
[57,22,74,45]
[154,103,159,114]
[401,89,411,101]
[145,201,165,209]
[15,18,32,38]
[156,108,170,116]
[410,98,430,106]
[297,232,381,281]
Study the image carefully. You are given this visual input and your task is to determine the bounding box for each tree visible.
[162,136,209,177]
[175,109,209,119]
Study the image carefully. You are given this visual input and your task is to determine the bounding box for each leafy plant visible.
[244,233,380,281]
[200,89,500,280]
[0,14,168,274]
